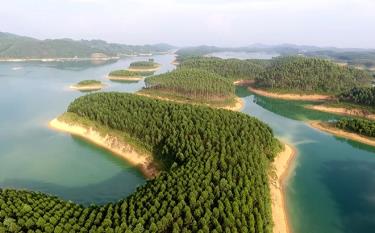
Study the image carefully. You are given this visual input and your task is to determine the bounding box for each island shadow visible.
[0,169,145,206]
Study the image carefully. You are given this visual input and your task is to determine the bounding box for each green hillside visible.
[179,57,268,80]
[0,32,175,59]
[144,68,234,100]
[254,56,372,94]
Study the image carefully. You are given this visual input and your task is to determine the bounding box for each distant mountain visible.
[176,44,375,69]
[0,32,176,59]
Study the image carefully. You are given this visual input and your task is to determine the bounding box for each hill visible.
[179,57,268,80]
[143,68,235,101]
[0,32,175,59]
[254,56,372,94]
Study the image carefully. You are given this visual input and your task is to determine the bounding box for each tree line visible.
[338,87,375,107]
[179,57,268,80]
[144,68,235,100]
[130,60,158,68]
[336,118,375,138]
[109,70,154,77]
[254,56,372,94]
[0,92,281,233]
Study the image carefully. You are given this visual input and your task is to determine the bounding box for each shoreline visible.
[306,105,375,121]
[107,75,143,81]
[127,65,161,72]
[70,84,105,91]
[308,121,375,147]
[248,86,331,101]
[270,143,296,233]
[233,79,254,86]
[136,92,244,112]
[49,117,158,179]
[0,57,119,62]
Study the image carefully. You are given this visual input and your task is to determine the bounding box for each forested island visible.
[2,92,284,232]
[139,68,242,110]
[127,59,160,72]
[108,69,154,81]
[70,80,104,91]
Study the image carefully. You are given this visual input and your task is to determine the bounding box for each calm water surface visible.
[1,54,374,232]
[0,54,176,205]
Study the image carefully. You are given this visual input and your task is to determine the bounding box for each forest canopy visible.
[338,87,375,108]
[143,68,235,100]
[76,80,101,86]
[336,118,375,138]
[109,69,154,77]
[179,57,267,80]
[0,92,281,233]
[129,60,159,68]
[254,56,372,94]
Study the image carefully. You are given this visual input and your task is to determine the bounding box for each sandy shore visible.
[171,59,179,66]
[127,65,161,72]
[306,105,375,120]
[309,121,375,147]
[49,118,158,178]
[70,84,105,91]
[248,86,331,101]
[107,75,143,81]
[136,92,244,112]
[270,143,296,233]
[233,79,255,86]
[221,97,245,111]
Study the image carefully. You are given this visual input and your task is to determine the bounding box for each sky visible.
[0,0,374,48]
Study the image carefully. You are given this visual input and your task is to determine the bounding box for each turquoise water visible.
[0,54,176,205]
[237,87,375,233]
[1,54,375,232]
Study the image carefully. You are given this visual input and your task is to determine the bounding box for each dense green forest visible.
[109,70,154,77]
[338,87,375,107]
[254,56,372,94]
[179,57,267,80]
[144,68,234,100]
[76,80,102,86]
[0,93,281,232]
[0,32,174,59]
[336,118,375,137]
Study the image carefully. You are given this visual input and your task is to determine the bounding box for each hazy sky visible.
[1,0,374,48]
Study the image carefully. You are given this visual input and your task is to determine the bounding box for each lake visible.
[0,53,374,232]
